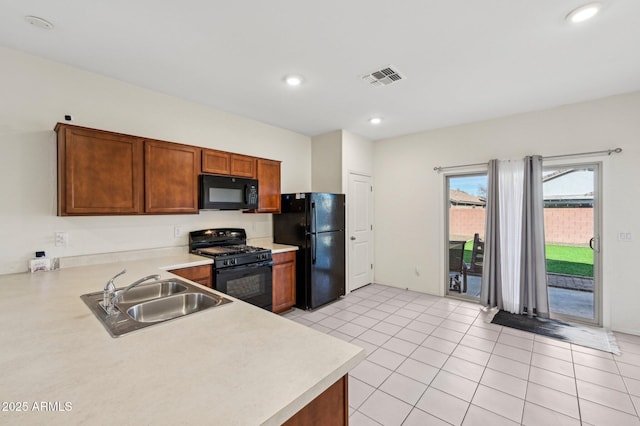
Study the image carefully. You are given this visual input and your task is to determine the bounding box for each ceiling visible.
[1,0,639,141]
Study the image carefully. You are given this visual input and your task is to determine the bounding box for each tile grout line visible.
[613,348,640,419]
[287,284,640,425]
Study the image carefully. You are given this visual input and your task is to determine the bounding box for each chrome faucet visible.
[103,269,127,313]
[103,270,161,315]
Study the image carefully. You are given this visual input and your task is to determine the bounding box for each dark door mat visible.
[491,310,620,355]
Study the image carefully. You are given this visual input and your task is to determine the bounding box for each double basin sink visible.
[81,278,231,337]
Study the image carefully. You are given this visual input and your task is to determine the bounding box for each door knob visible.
[350,236,356,241]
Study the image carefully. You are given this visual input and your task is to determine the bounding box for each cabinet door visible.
[255,159,281,213]
[169,265,213,288]
[283,375,348,426]
[56,124,143,215]
[272,251,296,313]
[230,154,256,178]
[202,149,230,175]
[144,140,200,214]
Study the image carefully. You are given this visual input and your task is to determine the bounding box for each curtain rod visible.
[433,147,623,173]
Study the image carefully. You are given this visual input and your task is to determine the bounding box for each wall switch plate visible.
[55,232,69,247]
[618,232,633,242]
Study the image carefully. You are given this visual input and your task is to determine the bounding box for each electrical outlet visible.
[174,226,182,238]
[55,232,69,247]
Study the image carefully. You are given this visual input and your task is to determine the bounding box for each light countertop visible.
[0,254,363,425]
[248,239,299,254]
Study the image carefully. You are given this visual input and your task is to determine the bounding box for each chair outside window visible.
[449,240,468,293]
[469,233,484,276]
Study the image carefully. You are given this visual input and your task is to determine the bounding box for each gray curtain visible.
[480,159,503,310]
[519,155,550,318]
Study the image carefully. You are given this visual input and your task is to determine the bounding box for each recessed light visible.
[566,3,602,24]
[369,117,383,125]
[25,15,54,30]
[284,75,304,87]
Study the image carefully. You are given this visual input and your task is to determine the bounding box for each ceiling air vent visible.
[361,66,405,87]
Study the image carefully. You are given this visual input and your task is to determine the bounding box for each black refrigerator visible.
[273,193,345,310]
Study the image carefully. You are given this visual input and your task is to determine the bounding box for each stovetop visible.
[196,245,268,257]
[189,228,272,268]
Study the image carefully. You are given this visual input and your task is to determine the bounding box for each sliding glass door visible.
[444,163,601,324]
[543,163,601,324]
[446,173,487,301]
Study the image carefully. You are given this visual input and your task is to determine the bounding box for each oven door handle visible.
[215,261,273,274]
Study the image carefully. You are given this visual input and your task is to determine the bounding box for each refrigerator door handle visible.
[311,201,317,264]
[312,201,317,234]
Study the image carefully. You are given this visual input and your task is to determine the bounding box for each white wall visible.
[342,130,374,191]
[311,129,374,194]
[0,46,311,275]
[311,130,342,193]
[342,130,374,292]
[373,92,640,334]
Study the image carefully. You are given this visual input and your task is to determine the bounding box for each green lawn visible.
[462,242,593,277]
[545,244,593,277]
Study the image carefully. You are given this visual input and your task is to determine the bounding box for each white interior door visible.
[348,172,373,292]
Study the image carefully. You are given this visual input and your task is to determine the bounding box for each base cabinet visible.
[169,265,212,288]
[283,375,349,426]
[272,251,296,314]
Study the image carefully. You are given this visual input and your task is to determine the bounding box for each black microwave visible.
[199,174,259,210]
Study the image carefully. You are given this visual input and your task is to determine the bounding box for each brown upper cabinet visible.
[202,149,256,178]
[56,123,198,215]
[55,123,280,216]
[56,123,144,215]
[230,154,256,178]
[253,158,281,213]
[203,149,281,213]
[144,139,200,214]
[201,149,230,175]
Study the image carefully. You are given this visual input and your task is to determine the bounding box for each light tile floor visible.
[459,275,595,320]
[283,284,640,426]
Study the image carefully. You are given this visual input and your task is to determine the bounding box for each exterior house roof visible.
[450,189,486,207]
[543,168,594,207]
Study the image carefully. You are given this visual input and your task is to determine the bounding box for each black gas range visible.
[189,229,273,311]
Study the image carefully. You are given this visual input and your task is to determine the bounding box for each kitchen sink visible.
[126,293,228,323]
[113,280,188,304]
[81,278,231,337]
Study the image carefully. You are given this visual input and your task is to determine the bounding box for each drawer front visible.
[169,265,212,288]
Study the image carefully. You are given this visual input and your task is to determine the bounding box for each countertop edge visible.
[0,253,363,425]
[265,348,366,425]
